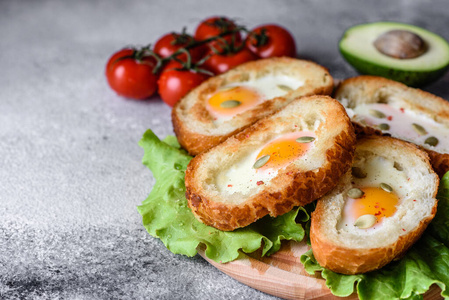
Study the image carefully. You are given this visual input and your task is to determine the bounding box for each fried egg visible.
[337,154,409,233]
[216,131,316,198]
[207,75,304,122]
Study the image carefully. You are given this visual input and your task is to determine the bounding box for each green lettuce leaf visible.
[137,129,305,263]
[301,171,449,300]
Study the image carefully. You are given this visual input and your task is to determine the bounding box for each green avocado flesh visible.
[340,22,449,86]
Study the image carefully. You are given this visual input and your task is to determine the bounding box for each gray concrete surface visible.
[1,0,448,299]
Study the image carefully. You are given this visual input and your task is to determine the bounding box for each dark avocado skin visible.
[340,47,449,87]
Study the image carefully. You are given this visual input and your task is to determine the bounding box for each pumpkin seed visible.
[352,167,367,178]
[380,183,393,193]
[393,161,403,171]
[296,136,315,143]
[347,188,364,199]
[369,109,386,118]
[253,155,270,169]
[411,123,427,135]
[378,123,390,130]
[277,84,293,92]
[220,100,241,108]
[354,214,377,229]
[425,136,439,147]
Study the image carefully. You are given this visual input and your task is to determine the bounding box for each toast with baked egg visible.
[185,95,355,231]
[310,135,439,275]
[172,57,334,155]
[334,75,449,177]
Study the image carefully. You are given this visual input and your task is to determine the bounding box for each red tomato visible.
[245,24,296,58]
[153,32,205,62]
[195,16,242,51]
[157,61,210,107]
[106,48,158,100]
[203,48,258,74]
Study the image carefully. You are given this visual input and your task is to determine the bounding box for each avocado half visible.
[339,22,449,86]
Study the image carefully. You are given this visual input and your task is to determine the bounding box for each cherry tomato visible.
[245,24,296,58]
[106,48,158,100]
[153,32,205,62]
[195,16,242,52]
[203,47,258,74]
[157,61,210,107]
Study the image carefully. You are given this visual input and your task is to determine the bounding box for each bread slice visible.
[185,95,356,231]
[310,135,439,275]
[172,57,334,155]
[334,75,449,177]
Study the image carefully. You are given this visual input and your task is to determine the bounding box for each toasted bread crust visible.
[173,57,334,156]
[185,95,356,231]
[310,136,439,275]
[334,75,449,177]
[310,214,436,274]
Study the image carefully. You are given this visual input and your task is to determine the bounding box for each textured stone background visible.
[1,0,448,299]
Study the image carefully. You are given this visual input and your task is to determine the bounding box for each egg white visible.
[234,74,304,100]
[344,101,449,152]
[208,75,304,123]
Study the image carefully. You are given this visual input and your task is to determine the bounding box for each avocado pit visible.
[373,30,427,59]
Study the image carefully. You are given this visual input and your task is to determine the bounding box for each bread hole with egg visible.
[172,57,334,155]
[185,95,356,231]
[334,75,449,177]
[310,135,439,275]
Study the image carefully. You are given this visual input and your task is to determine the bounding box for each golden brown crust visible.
[185,95,356,231]
[310,136,439,275]
[310,212,436,274]
[172,57,334,156]
[334,75,449,177]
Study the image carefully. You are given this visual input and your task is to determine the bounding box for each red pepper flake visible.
[375,205,379,208]
[227,184,233,187]
[257,181,264,186]
[246,135,249,138]
[387,116,393,121]
[413,199,417,202]
[402,228,406,232]
[381,207,386,211]
[375,211,382,216]
[294,125,298,127]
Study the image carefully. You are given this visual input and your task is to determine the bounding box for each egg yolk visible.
[255,133,314,170]
[207,86,262,117]
[350,187,399,223]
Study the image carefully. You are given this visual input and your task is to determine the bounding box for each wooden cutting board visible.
[197,240,442,300]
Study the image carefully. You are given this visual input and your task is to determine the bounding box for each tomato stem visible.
[116,23,250,74]
[248,28,269,47]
